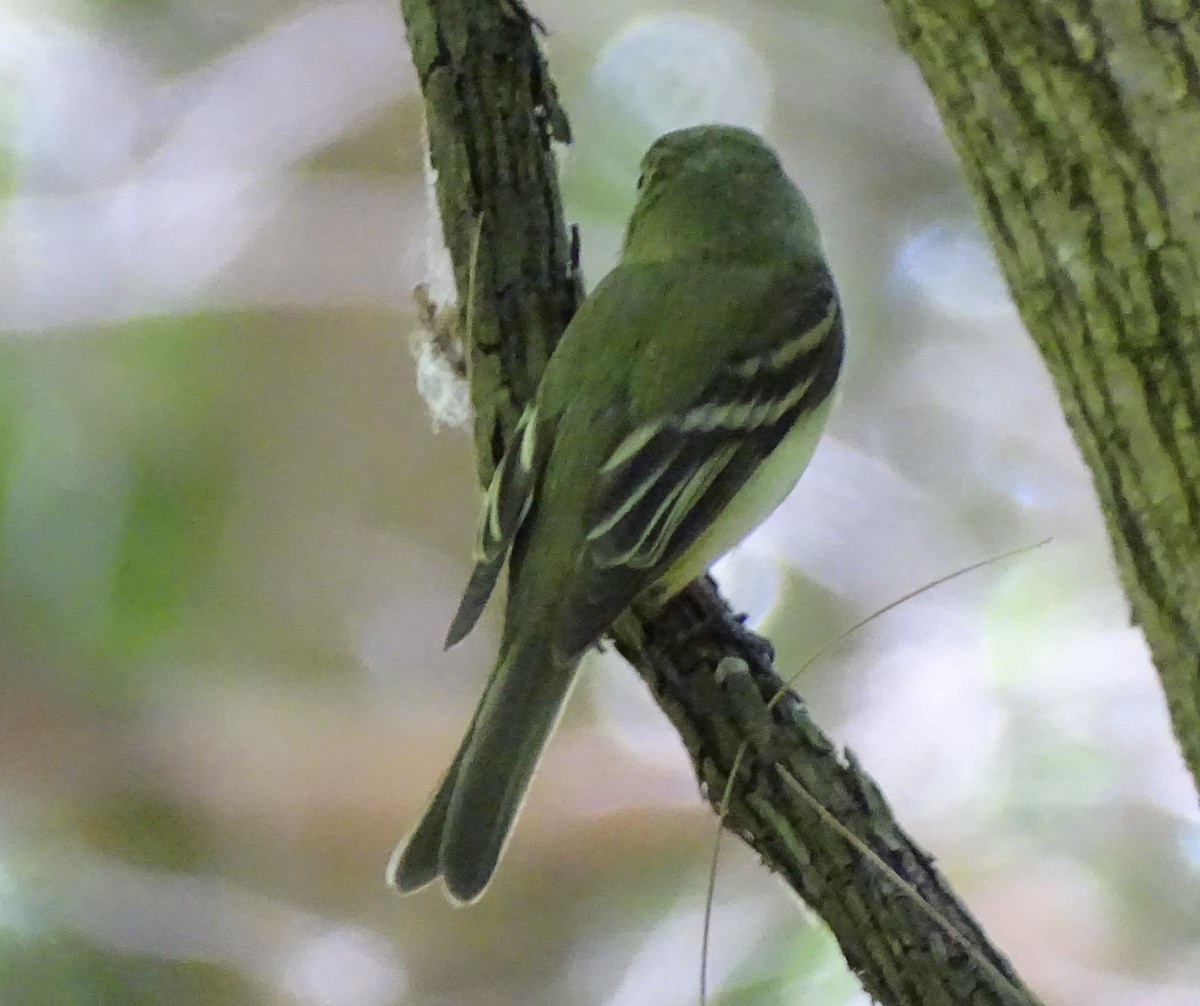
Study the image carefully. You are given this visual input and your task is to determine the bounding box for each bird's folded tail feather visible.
[387,633,578,904]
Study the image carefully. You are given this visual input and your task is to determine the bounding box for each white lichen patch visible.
[409,283,470,431]
[410,124,471,431]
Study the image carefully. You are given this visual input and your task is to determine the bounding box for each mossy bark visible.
[402,0,579,483]
[882,0,1200,791]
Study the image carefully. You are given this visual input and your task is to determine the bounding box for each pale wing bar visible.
[587,294,842,574]
[444,406,542,649]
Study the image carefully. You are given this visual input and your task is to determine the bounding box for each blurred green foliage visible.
[1,932,254,1006]
[0,315,242,696]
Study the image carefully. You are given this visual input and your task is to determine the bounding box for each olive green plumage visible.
[388,125,844,903]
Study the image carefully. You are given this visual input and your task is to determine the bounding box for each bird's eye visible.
[636,172,645,191]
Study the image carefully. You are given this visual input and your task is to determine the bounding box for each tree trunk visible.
[881,1,1200,791]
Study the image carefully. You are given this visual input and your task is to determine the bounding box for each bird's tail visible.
[387,634,579,903]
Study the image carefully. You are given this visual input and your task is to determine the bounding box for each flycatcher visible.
[389,124,845,903]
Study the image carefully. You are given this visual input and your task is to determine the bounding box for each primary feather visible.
[388,125,844,902]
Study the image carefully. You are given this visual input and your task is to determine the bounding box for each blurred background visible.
[2,1,1198,1004]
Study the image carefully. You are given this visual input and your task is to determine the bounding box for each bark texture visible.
[399,1,1045,1003]
[404,0,579,483]
[882,1,1200,786]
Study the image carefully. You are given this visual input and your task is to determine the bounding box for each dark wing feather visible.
[554,280,843,658]
[444,406,544,649]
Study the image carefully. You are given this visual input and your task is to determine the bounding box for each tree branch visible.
[404,0,579,480]
[881,0,1200,792]
[399,0,1043,1003]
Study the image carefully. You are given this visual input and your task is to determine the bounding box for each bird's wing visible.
[443,406,544,649]
[552,263,844,658]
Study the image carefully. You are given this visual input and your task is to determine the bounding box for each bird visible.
[387,124,845,904]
